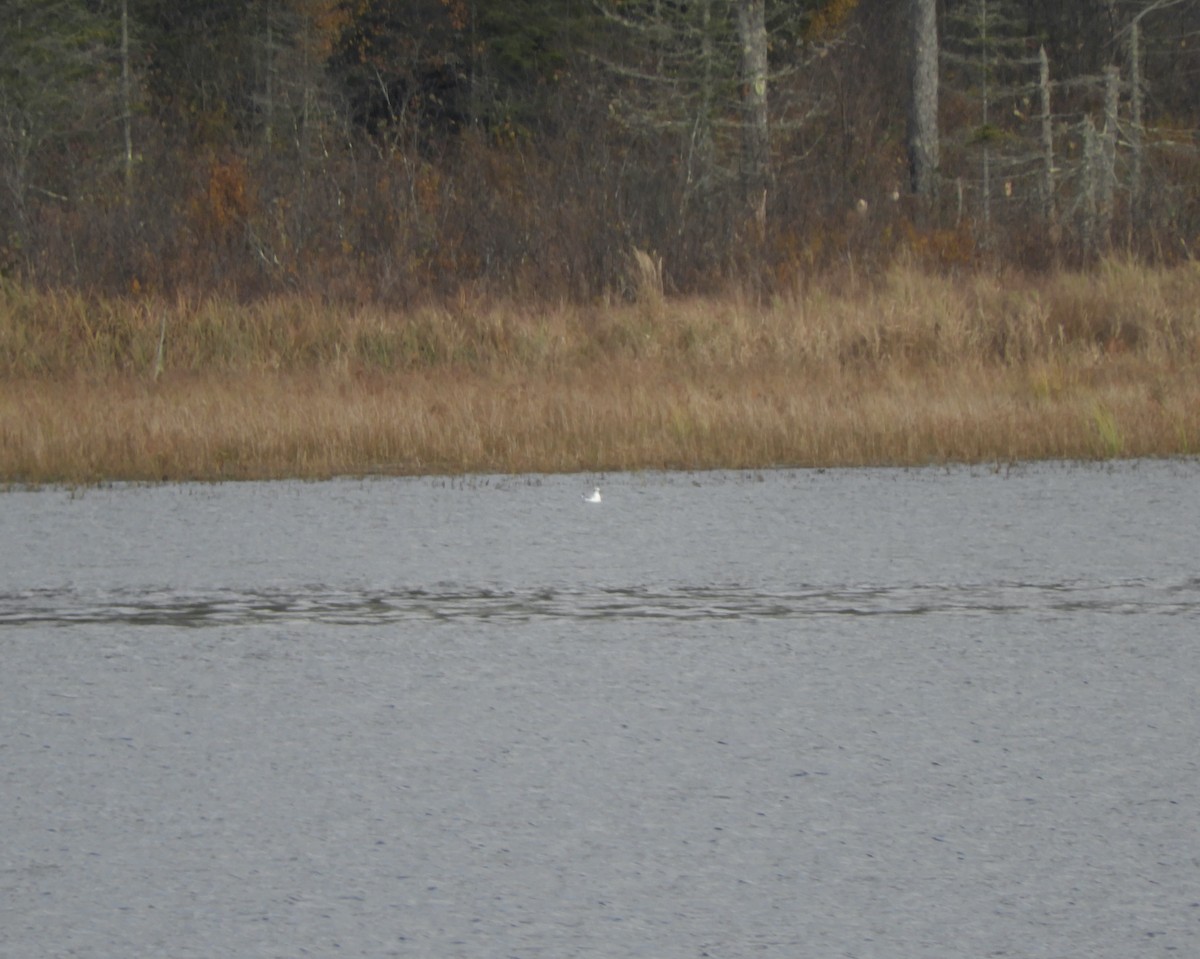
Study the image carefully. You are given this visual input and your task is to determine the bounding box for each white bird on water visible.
[584,486,602,503]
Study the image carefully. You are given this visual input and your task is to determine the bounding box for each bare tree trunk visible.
[1100,64,1120,247]
[907,0,939,205]
[1039,46,1055,226]
[264,0,275,147]
[682,0,716,229]
[1081,116,1100,259]
[978,0,992,243]
[1128,20,1144,231]
[735,0,769,237]
[121,0,133,205]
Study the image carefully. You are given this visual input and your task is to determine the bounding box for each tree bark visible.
[735,0,769,236]
[1039,45,1054,224]
[121,0,134,206]
[1129,19,1143,229]
[1100,64,1119,247]
[907,0,939,204]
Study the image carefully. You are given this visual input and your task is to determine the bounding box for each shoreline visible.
[6,454,1198,492]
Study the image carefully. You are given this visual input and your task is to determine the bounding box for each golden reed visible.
[2,260,1198,484]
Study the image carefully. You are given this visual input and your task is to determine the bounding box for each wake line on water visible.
[2,579,1198,628]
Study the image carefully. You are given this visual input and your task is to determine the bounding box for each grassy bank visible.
[2,260,1199,483]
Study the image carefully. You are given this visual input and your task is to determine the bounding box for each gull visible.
[583,487,602,503]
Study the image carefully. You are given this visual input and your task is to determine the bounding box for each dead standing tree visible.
[591,0,740,277]
[941,0,1042,248]
[1118,0,1197,246]
[590,0,853,285]
[736,0,770,239]
[907,0,939,209]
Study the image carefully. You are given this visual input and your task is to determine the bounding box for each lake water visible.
[2,461,1198,959]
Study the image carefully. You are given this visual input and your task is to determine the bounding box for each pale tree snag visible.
[736,0,769,239]
[907,0,939,209]
[121,0,134,207]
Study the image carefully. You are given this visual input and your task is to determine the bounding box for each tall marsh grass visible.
[2,260,1198,483]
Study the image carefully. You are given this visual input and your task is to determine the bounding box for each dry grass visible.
[2,259,1199,484]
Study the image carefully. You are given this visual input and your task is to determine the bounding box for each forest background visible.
[2,0,1200,481]
[4,0,1199,298]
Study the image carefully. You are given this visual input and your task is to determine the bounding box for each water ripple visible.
[2,578,1197,628]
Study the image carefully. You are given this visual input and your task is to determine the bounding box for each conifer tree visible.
[941,0,1040,241]
[0,0,113,239]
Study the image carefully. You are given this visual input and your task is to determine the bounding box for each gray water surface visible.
[2,462,1198,958]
